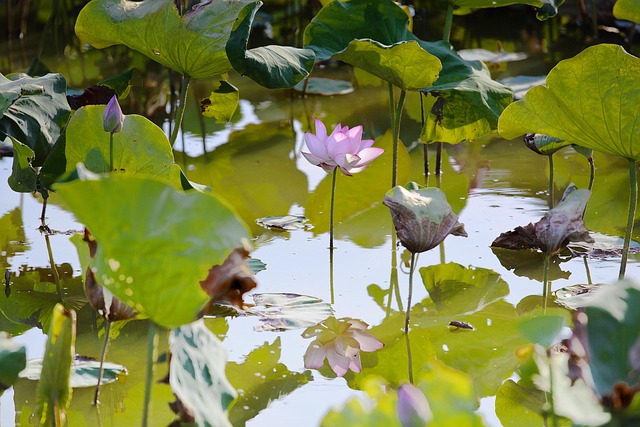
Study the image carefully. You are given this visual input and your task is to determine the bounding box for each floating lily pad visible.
[20,356,127,388]
[458,49,527,64]
[567,232,640,258]
[244,293,333,332]
[293,77,354,95]
[554,284,601,310]
[256,215,312,231]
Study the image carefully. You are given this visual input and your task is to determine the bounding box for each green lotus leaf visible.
[40,105,184,189]
[8,138,38,193]
[304,0,512,144]
[614,0,640,23]
[200,81,239,123]
[523,133,568,155]
[75,0,252,78]
[35,304,75,426]
[0,334,26,396]
[495,379,547,427]
[54,168,250,328]
[333,39,441,91]
[449,0,563,19]
[498,44,640,160]
[0,73,70,166]
[293,77,354,95]
[226,2,315,89]
[169,320,236,427]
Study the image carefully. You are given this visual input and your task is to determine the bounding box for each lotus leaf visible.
[0,334,26,396]
[8,138,38,194]
[244,293,334,331]
[495,379,547,427]
[614,0,640,23]
[20,356,126,388]
[333,39,441,91]
[40,105,184,189]
[169,320,236,427]
[449,0,563,19]
[35,304,75,426]
[75,0,252,79]
[54,167,250,328]
[200,81,239,123]
[498,44,640,160]
[293,77,354,96]
[0,73,70,165]
[226,2,315,89]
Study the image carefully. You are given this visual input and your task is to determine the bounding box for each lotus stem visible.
[169,75,191,147]
[142,322,159,427]
[329,247,335,305]
[391,89,407,187]
[442,3,454,43]
[548,351,558,427]
[548,154,555,208]
[109,132,114,172]
[435,142,443,176]
[419,93,429,180]
[389,83,397,186]
[619,159,637,280]
[542,253,549,313]
[93,319,111,405]
[329,168,337,251]
[583,256,592,285]
[44,233,62,301]
[405,251,417,384]
[588,156,595,191]
[39,197,48,229]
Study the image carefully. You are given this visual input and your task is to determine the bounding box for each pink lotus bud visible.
[103,95,124,134]
[397,384,432,427]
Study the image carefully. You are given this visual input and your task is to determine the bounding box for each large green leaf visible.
[35,304,76,426]
[614,0,640,23]
[226,2,315,88]
[333,39,441,91]
[303,0,512,144]
[498,44,640,160]
[7,138,38,193]
[41,105,184,189]
[449,0,563,19]
[169,320,236,427]
[0,334,26,396]
[75,0,252,78]
[54,168,250,328]
[0,73,70,165]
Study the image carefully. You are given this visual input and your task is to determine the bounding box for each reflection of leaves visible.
[20,355,126,388]
[200,81,239,124]
[200,246,257,309]
[244,293,333,332]
[169,320,236,427]
[0,334,26,396]
[226,338,312,427]
[256,215,311,231]
[0,207,28,268]
[491,247,571,281]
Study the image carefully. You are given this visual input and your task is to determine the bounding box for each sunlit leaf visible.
[226,2,315,88]
[498,44,640,160]
[54,168,249,328]
[7,138,37,193]
[75,0,253,78]
[0,333,26,396]
[333,39,441,91]
[0,72,70,165]
[226,338,312,426]
[200,81,239,123]
[35,304,75,426]
[614,0,640,23]
[20,355,126,388]
[450,0,563,19]
[243,293,333,331]
[169,320,236,427]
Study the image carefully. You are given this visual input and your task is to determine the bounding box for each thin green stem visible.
[329,168,337,250]
[387,234,398,315]
[44,234,62,301]
[419,93,429,180]
[619,159,637,280]
[392,89,407,187]
[142,322,159,427]
[588,157,595,191]
[542,253,549,313]
[329,247,335,305]
[435,142,443,176]
[109,132,114,172]
[169,75,191,147]
[442,4,454,43]
[548,154,555,208]
[583,256,593,285]
[405,251,417,384]
[93,319,111,405]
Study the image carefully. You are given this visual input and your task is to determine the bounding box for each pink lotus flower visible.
[397,383,432,427]
[302,316,383,377]
[103,95,124,134]
[302,119,384,176]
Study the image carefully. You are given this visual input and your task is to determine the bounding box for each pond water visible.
[1,2,640,427]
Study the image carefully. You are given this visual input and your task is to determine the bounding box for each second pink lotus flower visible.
[302,119,384,176]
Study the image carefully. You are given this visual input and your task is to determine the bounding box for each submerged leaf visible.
[169,320,236,427]
[243,293,333,332]
[383,183,467,253]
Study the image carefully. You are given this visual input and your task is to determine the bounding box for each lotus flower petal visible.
[397,384,432,427]
[303,340,327,369]
[352,330,384,352]
[383,183,467,253]
[326,346,352,376]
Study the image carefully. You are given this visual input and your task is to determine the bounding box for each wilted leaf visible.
[256,215,312,231]
[169,320,236,427]
[567,232,640,258]
[20,355,126,388]
[293,77,354,96]
[243,293,333,332]
[199,246,257,309]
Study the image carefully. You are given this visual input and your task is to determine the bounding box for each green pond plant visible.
[498,43,640,280]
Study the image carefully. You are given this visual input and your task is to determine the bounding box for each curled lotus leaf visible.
[75,0,252,79]
[383,183,467,254]
[524,133,568,155]
[199,245,257,310]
